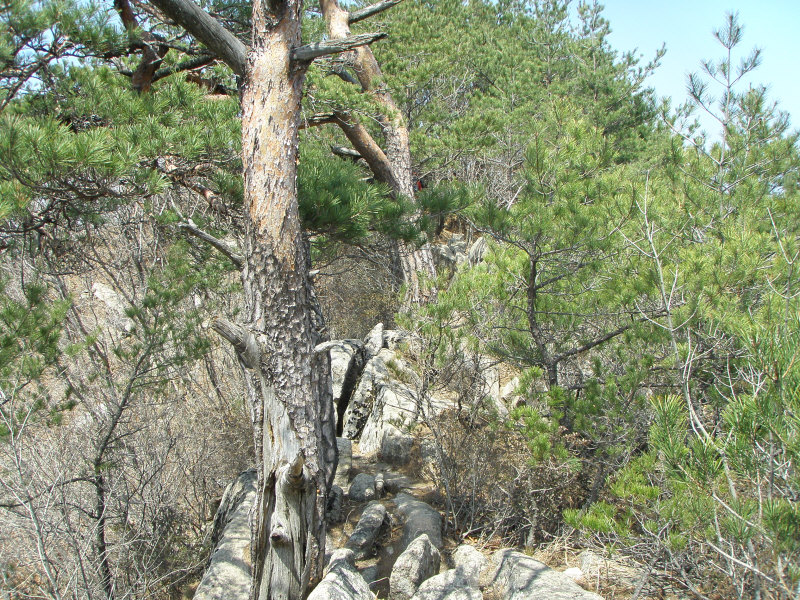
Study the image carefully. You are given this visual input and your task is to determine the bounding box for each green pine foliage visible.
[0,279,70,438]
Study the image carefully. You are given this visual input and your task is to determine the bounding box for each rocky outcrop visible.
[344,501,389,560]
[486,549,603,600]
[433,234,469,271]
[468,237,488,266]
[321,340,366,434]
[193,470,256,600]
[405,543,485,600]
[196,456,607,600]
[390,534,441,600]
[364,322,384,359]
[308,549,373,600]
[195,325,607,600]
[341,351,390,440]
[394,493,443,552]
[358,380,418,463]
[327,324,450,465]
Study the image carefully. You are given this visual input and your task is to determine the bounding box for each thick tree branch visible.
[300,112,337,129]
[147,0,248,77]
[152,54,216,83]
[114,0,169,92]
[332,112,399,189]
[177,219,243,268]
[292,32,387,63]
[555,320,644,364]
[348,0,402,24]
[330,145,362,161]
[0,477,97,509]
[212,318,261,369]
[331,65,360,86]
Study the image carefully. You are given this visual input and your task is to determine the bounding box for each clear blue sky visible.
[594,0,800,135]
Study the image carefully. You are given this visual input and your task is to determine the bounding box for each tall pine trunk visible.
[321,0,437,304]
[236,2,336,597]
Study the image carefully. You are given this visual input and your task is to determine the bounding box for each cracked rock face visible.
[341,353,390,440]
[321,340,365,435]
[193,470,256,600]
[358,378,419,464]
[334,437,353,488]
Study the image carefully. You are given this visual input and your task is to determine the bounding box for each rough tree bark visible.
[142,0,386,598]
[235,3,335,596]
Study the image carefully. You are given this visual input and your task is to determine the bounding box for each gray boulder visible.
[359,563,381,588]
[411,570,482,600]
[309,549,373,600]
[383,471,414,493]
[344,501,389,559]
[487,549,603,600]
[374,472,385,497]
[348,473,377,502]
[394,493,442,552]
[390,534,441,600]
[452,545,487,587]
[364,322,384,359]
[194,470,257,600]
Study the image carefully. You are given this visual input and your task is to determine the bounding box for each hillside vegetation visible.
[1,1,798,598]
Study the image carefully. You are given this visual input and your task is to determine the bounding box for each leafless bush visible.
[314,240,400,339]
[415,410,588,548]
[0,200,252,599]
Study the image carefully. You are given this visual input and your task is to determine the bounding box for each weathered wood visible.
[332,112,400,189]
[178,219,244,268]
[292,32,387,63]
[147,0,248,76]
[146,0,338,598]
[330,145,362,161]
[348,0,402,24]
[212,318,260,369]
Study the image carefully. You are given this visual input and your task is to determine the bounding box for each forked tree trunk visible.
[228,2,336,598]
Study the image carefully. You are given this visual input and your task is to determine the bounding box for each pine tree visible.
[569,14,800,598]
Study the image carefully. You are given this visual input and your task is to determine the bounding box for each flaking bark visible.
[239,3,337,597]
